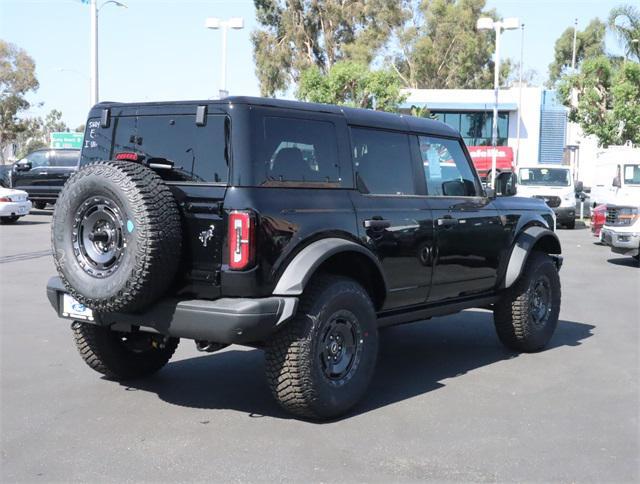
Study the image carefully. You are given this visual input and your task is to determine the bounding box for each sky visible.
[0,0,629,129]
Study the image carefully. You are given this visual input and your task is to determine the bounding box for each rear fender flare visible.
[504,226,562,289]
[272,238,387,297]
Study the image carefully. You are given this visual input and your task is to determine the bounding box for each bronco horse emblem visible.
[198,225,216,247]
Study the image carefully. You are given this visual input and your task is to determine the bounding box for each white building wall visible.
[402,87,543,164]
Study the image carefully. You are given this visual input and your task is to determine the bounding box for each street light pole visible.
[90,0,98,107]
[205,17,244,99]
[477,17,519,189]
[515,23,524,165]
[90,0,127,107]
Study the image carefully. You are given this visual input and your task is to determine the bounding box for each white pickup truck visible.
[600,163,640,264]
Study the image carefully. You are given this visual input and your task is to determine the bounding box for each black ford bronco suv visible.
[47,97,562,420]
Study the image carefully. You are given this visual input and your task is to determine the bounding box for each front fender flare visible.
[504,226,562,289]
[272,238,387,296]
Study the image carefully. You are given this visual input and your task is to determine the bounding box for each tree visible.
[547,19,606,86]
[14,110,69,158]
[0,40,39,162]
[297,61,406,112]
[608,4,640,61]
[558,56,640,146]
[390,0,512,89]
[251,0,407,96]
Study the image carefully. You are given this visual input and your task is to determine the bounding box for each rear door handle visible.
[39,171,48,175]
[437,216,458,227]
[364,219,391,229]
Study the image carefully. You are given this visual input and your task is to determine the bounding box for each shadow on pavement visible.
[607,257,639,268]
[119,310,595,421]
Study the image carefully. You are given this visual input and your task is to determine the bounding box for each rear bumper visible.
[46,276,298,344]
[0,200,31,217]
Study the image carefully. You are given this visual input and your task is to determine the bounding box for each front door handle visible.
[364,218,391,230]
[437,216,458,227]
[39,171,49,175]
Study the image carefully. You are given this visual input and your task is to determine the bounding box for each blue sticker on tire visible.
[127,220,134,233]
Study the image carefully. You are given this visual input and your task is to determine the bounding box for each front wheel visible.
[72,322,179,380]
[494,252,561,352]
[265,275,378,420]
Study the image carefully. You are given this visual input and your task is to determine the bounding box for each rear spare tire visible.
[52,161,181,313]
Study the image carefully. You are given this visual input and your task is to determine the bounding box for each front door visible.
[417,135,504,302]
[12,150,50,197]
[349,127,434,310]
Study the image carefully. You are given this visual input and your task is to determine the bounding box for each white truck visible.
[515,164,580,229]
[599,164,640,263]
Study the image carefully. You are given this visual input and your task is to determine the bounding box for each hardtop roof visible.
[90,96,459,138]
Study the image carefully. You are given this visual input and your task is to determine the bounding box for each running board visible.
[377,295,498,328]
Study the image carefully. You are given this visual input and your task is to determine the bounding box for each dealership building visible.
[400,87,568,170]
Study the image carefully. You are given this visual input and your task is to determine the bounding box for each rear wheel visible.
[72,322,179,379]
[34,201,47,210]
[265,275,378,420]
[565,218,576,229]
[494,251,561,352]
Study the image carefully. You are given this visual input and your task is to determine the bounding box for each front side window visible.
[26,151,49,168]
[418,136,478,196]
[253,116,341,186]
[351,128,415,195]
[623,164,640,185]
[518,168,570,187]
[81,114,228,183]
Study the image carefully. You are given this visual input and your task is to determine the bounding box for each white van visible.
[516,164,578,229]
[590,143,640,207]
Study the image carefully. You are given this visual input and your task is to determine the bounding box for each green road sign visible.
[50,132,84,149]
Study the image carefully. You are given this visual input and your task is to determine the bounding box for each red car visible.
[591,204,606,240]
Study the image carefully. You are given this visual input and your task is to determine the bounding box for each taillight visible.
[228,210,255,270]
[115,152,141,161]
[0,197,11,202]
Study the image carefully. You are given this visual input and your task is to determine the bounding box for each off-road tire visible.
[52,161,182,312]
[0,216,20,224]
[494,251,561,352]
[72,321,179,380]
[265,275,378,420]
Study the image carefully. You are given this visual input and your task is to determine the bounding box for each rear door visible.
[48,150,80,191]
[418,135,504,302]
[81,110,230,297]
[349,127,434,310]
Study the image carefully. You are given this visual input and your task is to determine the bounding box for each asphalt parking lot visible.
[1,211,638,483]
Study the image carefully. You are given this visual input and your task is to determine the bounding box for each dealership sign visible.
[467,146,514,173]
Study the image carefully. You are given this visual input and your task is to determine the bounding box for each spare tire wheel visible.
[52,161,182,313]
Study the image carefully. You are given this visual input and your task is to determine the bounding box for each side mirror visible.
[575,180,583,193]
[15,162,32,171]
[612,176,621,188]
[495,171,517,196]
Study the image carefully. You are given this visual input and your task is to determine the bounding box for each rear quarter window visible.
[81,114,228,183]
[251,115,343,187]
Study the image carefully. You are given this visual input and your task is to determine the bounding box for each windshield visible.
[622,164,640,185]
[518,167,570,187]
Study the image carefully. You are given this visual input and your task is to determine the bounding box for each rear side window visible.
[254,116,341,186]
[418,136,478,196]
[51,151,79,167]
[82,115,228,183]
[351,128,415,195]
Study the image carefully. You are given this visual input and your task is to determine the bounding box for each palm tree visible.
[608,4,640,61]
